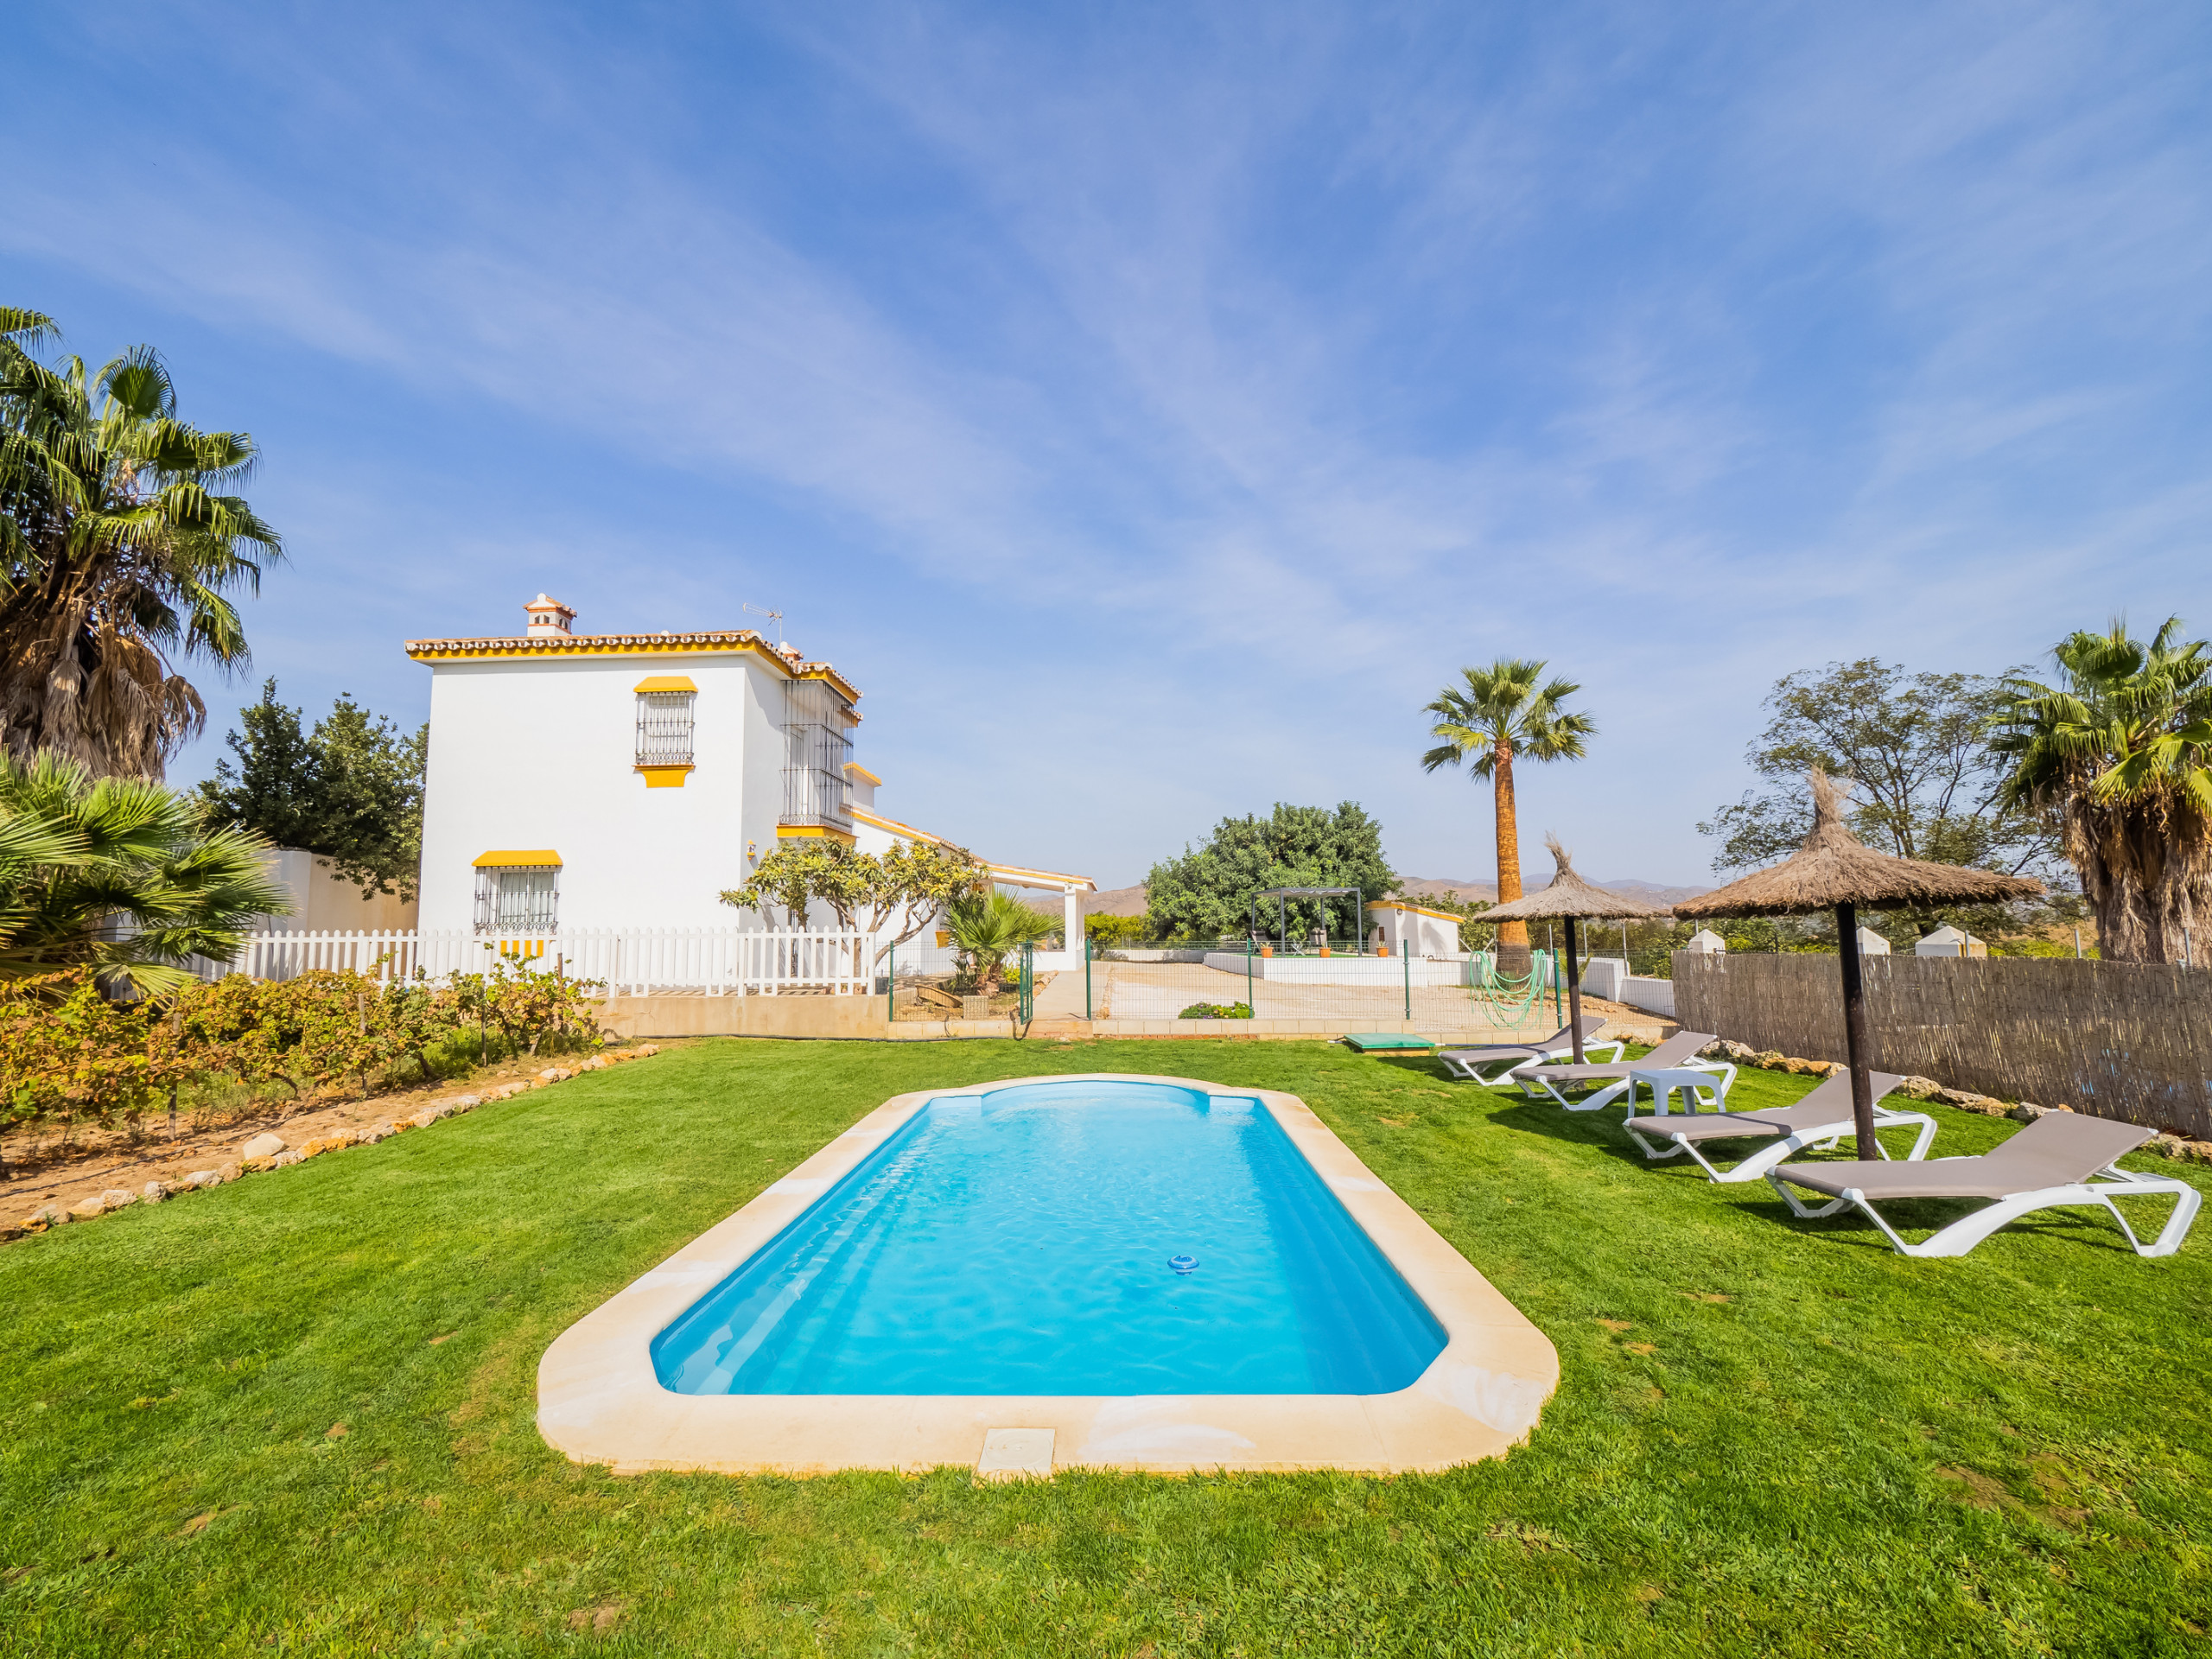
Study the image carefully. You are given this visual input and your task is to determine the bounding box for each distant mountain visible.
[1400,875,1712,905]
[1396,877,1497,903]
[1596,879,1714,906]
[1082,876,1709,917]
[1082,884,1150,917]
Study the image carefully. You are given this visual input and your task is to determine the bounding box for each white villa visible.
[409,595,1094,949]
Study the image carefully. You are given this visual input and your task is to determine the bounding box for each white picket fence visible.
[198,927,880,997]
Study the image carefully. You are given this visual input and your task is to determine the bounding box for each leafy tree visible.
[197,681,428,900]
[1146,803,1396,942]
[1421,661,1595,957]
[1988,618,2212,964]
[720,836,988,967]
[0,308,281,779]
[1699,658,2075,949]
[0,749,289,997]
[853,842,994,962]
[1084,912,1151,949]
[724,841,830,929]
[1700,659,2056,872]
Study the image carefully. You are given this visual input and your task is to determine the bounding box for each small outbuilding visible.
[1914,924,1987,959]
[1369,899,1467,959]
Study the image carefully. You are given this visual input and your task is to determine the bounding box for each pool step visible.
[975,1427,1055,1481]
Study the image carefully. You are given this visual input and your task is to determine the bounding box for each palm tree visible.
[0,306,281,779]
[1988,617,2212,963]
[0,749,289,996]
[1422,660,1596,963]
[944,890,1058,994]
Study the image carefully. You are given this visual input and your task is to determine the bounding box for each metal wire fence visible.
[1058,938,1573,1036]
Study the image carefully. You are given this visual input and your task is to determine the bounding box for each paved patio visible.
[1020,961,1670,1044]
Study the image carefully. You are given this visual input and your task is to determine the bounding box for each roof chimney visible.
[524,594,576,638]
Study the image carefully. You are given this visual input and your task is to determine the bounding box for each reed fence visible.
[1674,952,2212,1139]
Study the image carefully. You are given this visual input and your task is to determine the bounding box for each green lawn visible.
[3,1039,2207,1657]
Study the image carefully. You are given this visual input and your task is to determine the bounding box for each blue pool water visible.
[652,1080,1447,1395]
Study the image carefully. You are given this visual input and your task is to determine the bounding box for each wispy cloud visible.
[3,0,2207,883]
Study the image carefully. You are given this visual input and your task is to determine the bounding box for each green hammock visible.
[1467,950,1553,1027]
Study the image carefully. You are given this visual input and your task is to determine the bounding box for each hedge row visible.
[0,964,606,1139]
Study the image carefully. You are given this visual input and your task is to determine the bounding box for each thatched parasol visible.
[1484,836,1672,1061]
[1671,772,2043,1148]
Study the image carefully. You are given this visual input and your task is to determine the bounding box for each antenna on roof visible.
[741,601,785,645]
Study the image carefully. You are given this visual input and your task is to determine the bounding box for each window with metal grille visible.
[779,677,855,830]
[635,691,696,766]
[474,866,560,932]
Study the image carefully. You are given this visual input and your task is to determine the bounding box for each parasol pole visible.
[1563,913,1586,1062]
[1834,900,1877,1149]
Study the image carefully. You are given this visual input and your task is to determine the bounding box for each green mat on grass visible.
[1341,1033,1437,1052]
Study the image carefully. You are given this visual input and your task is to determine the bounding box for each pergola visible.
[1250,887,1366,953]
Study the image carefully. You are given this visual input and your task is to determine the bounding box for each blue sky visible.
[4,2,2209,888]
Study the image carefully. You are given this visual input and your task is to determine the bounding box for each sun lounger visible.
[1767,1111,2202,1258]
[1623,1070,1936,1182]
[1438,1016,1616,1084]
[1513,1031,1726,1112]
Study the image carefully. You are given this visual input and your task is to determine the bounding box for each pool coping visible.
[536,1072,1560,1476]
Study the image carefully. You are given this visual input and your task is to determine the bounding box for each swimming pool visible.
[538,1073,1558,1477]
[650,1079,1446,1396]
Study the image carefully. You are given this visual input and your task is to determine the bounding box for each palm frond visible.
[1,313,281,776]
[0,307,60,353]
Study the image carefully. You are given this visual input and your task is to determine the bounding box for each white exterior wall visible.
[1617,976,1677,1017]
[1915,925,1986,958]
[417,651,791,934]
[1371,904,1465,959]
[1202,951,1470,986]
[1581,957,1627,1001]
[1580,957,1677,1016]
[259,848,418,932]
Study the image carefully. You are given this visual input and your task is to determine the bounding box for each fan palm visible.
[944,890,1057,994]
[1421,659,1596,959]
[0,306,281,779]
[0,749,289,997]
[1988,617,2212,963]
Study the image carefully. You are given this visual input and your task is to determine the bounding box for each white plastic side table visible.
[1629,1066,1733,1116]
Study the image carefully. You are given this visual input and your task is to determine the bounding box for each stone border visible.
[535,1072,1560,1478]
[8,1046,666,1240]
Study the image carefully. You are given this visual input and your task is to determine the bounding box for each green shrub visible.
[1178,1001,1254,1020]
[1,962,608,1135]
[1085,913,1150,947]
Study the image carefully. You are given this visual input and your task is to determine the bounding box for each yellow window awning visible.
[634,675,697,693]
[473,849,563,868]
